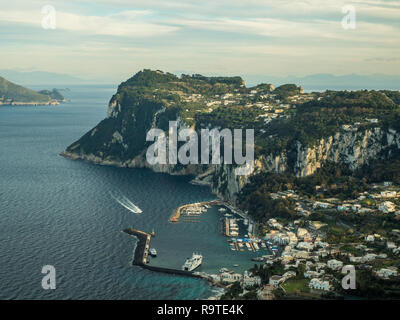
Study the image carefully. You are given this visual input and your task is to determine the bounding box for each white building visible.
[327,259,343,271]
[297,242,314,251]
[287,232,298,245]
[309,278,331,291]
[297,228,310,239]
[365,235,375,242]
[375,267,398,279]
[273,234,289,245]
[269,275,284,287]
[363,253,377,262]
[267,218,283,230]
[350,256,364,263]
[304,270,325,279]
[220,272,243,284]
[282,271,296,280]
[242,275,262,288]
[315,241,329,248]
[379,201,396,213]
[380,191,397,198]
[313,202,332,209]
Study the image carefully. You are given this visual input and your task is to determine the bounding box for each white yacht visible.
[182,253,203,271]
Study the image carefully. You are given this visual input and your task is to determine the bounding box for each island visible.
[0,76,65,106]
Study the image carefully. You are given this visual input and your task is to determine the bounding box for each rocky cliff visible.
[62,70,400,204]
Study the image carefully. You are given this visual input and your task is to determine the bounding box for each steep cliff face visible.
[293,127,400,176]
[212,127,400,202]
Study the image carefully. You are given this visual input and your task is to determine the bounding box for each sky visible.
[0,0,399,83]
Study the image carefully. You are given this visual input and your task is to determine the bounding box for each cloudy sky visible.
[0,0,399,82]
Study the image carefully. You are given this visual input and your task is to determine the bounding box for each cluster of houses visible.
[175,86,298,124]
[259,206,400,295]
[341,118,379,132]
[203,269,262,289]
[270,183,400,218]
[263,221,336,292]
[206,181,400,299]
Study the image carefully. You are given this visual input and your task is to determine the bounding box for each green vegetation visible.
[273,84,303,100]
[195,105,263,130]
[37,88,65,101]
[239,152,400,224]
[250,262,285,284]
[256,90,400,156]
[282,279,310,294]
[336,270,400,299]
[220,282,242,300]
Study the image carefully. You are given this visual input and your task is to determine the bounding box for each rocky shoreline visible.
[0,100,60,106]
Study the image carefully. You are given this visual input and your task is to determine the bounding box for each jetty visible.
[123,228,155,265]
[170,199,222,222]
[123,227,203,279]
[224,217,230,236]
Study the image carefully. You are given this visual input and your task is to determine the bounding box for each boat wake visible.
[110,192,143,214]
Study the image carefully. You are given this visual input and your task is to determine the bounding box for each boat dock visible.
[170,199,222,223]
[224,217,230,236]
[123,228,155,265]
[123,227,204,279]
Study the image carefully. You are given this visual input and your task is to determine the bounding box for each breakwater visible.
[169,199,222,222]
[123,227,202,278]
[123,228,153,265]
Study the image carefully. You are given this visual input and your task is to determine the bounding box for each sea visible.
[0,85,261,300]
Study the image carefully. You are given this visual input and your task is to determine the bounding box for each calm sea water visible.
[0,86,259,300]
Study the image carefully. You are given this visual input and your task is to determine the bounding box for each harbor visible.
[169,199,222,222]
[122,199,281,296]
[125,200,271,275]
[123,227,203,278]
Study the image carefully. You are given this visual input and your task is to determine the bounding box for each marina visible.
[119,191,284,297]
[124,201,272,278]
[123,227,203,278]
[169,200,222,222]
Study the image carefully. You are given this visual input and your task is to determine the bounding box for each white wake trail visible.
[110,192,143,214]
[121,195,143,213]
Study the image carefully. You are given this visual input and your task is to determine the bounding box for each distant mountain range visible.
[243,73,400,91]
[0,70,88,86]
[1,69,399,90]
[0,76,65,105]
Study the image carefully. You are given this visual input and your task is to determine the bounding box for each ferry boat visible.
[182,253,203,271]
[150,248,157,257]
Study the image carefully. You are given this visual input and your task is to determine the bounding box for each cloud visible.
[68,0,400,21]
[0,0,399,80]
[0,9,178,37]
[169,16,399,46]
